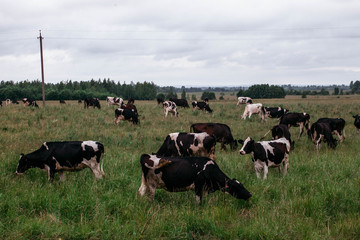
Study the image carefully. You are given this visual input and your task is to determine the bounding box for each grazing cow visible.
[22,98,39,108]
[169,98,190,108]
[242,103,263,120]
[309,122,337,151]
[106,96,123,107]
[192,101,213,113]
[157,98,164,105]
[262,107,288,121]
[15,141,105,182]
[261,124,294,149]
[239,137,290,179]
[237,97,252,105]
[310,118,346,142]
[78,100,82,104]
[0,100,2,107]
[138,154,252,203]
[12,99,19,104]
[59,100,66,104]
[84,98,101,109]
[353,115,360,133]
[190,123,238,150]
[163,101,178,117]
[114,108,139,125]
[279,112,310,137]
[156,132,216,160]
[6,99,11,106]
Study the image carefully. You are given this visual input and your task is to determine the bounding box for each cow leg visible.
[299,123,304,138]
[316,136,322,151]
[248,112,252,118]
[58,171,66,182]
[221,140,226,150]
[164,109,168,118]
[282,156,289,176]
[82,158,103,179]
[114,117,120,125]
[138,175,149,197]
[263,164,269,179]
[254,162,262,179]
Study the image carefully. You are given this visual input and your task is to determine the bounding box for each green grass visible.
[0,96,359,239]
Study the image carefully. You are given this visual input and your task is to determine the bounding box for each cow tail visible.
[190,124,194,133]
[260,129,271,140]
[98,143,105,175]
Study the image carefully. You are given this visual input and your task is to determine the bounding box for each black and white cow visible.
[156,132,216,160]
[190,123,238,150]
[241,103,263,120]
[114,108,139,125]
[6,99,11,106]
[138,154,252,203]
[22,98,39,108]
[237,97,252,105]
[163,101,178,117]
[169,98,190,108]
[192,101,213,113]
[106,96,123,107]
[84,98,101,109]
[311,118,346,142]
[279,112,310,137]
[309,122,337,151]
[59,100,66,104]
[239,137,290,179]
[16,141,105,182]
[353,115,360,133]
[262,107,288,121]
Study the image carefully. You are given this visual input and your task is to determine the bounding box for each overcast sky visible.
[1,0,359,86]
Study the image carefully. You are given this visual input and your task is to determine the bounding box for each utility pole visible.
[38,30,45,106]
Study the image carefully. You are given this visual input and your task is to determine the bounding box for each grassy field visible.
[0,96,359,239]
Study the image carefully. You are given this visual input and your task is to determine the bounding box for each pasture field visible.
[0,96,359,239]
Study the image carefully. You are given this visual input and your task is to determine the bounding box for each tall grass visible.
[0,96,359,239]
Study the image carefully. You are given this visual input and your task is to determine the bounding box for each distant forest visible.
[0,78,358,101]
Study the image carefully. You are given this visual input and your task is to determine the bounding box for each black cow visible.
[114,108,139,125]
[16,141,105,182]
[84,98,101,109]
[239,137,290,179]
[59,100,66,104]
[310,118,346,142]
[261,124,294,149]
[169,98,189,108]
[138,154,252,203]
[192,101,213,113]
[190,123,238,150]
[309,122,337,151]
[78,100,82,104]
[157,98,164,105]
[262,107,289,121]
[22,98,39,108]
[0,100,2,107]
[279,112,310,137]
[353,115,360,133]
[12,99,19,104]
[156,132,216,160]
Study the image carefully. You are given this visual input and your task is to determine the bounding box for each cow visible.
[262,107,289,121]
[163,101,178,117]
[239,137,290,179]
[6,99,11,106]
[106,96,123,107]
[0,100,2,107]
[114,108,139,125]
[156,132,216,160]
[22,98,39,108]
[15,141,105,182]
[169,98,190,108]
[192,101,213,113]
[261,124,294,149]
[59,100,66,104]
[157,98,164,105]
[310,118,346,142]
[84,98,101,109]
[237,97,252,105]
[190,123,238,150]
[279,112,310,138]
[309,122,337,151]
[78,100,82,104]
[353,115,360,133]
[138,154,252,203]
[241,103,263,120]
[12,99,19,104]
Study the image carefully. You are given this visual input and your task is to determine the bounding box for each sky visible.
[0,0,359,87]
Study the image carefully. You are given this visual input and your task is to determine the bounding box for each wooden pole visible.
[38,30,45,106]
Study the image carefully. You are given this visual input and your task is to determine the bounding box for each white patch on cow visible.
[170,133,181,155]
[82,156,103,179]
[43,164,51,181]
[179,141,183,146]
[43,142,49,150]
[202,160,214,171]
[147,155,163,169]
[239,137,251,154]
[242,103,263,120]
[81,141,98,152]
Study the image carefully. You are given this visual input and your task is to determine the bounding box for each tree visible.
[181,87,186,99]
[201,92,216,100]
[333,87,339,95]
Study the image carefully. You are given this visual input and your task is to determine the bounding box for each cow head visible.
[230,140,238,151]
[353,115,360,128]
[16,154,31,175]
[225,178,252,200]
[239,137,254,155]
[95,99,101,109]
[328,138,337,149]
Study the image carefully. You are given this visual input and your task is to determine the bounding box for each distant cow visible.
[262,107,288,121]
[309,122,337,151]
[192,101,213,113]
[138,154,252,203]
[163,101,178,117]
[239,137,290,179]
[59,100,66,104]
[12,99,19,104]
[114,108,139,125]
[190,123,238,150]
[242,103,263,120]
[0,100,2,107]
[237,97,252,105]
[78,100,82,104]
[22,98,39,108]
[106,96,123,107]
[6,99,11,106]
[169,98,189,108]
[279,112,310,137]
[353,115,360,133]
[157,98,164,105]
[156,132,216,160]
[16,141,105,182]
[84,98,101,109]
[311,118,346,142]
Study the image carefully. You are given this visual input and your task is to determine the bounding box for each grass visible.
[0,96,359,239]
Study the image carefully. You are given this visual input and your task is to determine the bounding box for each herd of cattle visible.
[3,95,360,204]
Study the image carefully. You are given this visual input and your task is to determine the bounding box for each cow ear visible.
[238,139,244,145]
[20,153,24,157]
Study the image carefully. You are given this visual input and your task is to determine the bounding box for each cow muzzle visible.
[15,171,23,175]
[239,151,246,155]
